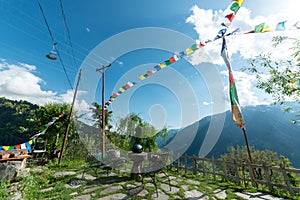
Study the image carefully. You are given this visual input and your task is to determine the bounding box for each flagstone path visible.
[29,171,290,200]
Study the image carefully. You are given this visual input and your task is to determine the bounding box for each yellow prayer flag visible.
[186,48,193,55]
[2,146,9,151]
[119,87,125,92]
[262,24,273,32]
[159,63,166,68]
[139,75,145,80]
[232,0,244,6]
[29,140,33,145]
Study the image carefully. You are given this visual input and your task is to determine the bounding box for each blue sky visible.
[1,0,299,129]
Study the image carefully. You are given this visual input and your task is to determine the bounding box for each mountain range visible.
[158,104,300,168]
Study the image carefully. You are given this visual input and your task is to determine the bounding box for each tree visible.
[90,102,113,129]
[32,102,76,160]
[116,113,169,152]
[242,36,300,122]
[220,145,296,185]
[0,97,38,145]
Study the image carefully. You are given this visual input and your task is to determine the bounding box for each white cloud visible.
[0,60,90,112]
[202,101,212,106]
[0,61,56,102]
[186,5,299,107]
[186,5,299,65]
[221,70,272,106]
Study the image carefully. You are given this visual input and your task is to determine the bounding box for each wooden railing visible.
[171,155,300,196]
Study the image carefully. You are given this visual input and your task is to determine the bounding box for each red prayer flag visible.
[169,57,175,63]
[225,13,235,22]
[199,42,205,47]
[147,71,153,76]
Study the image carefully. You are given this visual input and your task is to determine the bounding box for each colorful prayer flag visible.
[199,42,205,48]
[159,63,166,68]
[169,57,175,63]
[261,24,272,32]
[173,54,180,61]
[154,65,161,71]
[165,60,171,66]
[2,146,9,151]
[21,143,26,150]
[230,2,240,15]
[119,87,126,92]
[139,75,145,80]
[275,21,286,31]
[186,48,193,55]
[147,71,153,76]
[233,0,244,6]
[109,96,116,101]
[191,44,198,51]
[254,23,265,33]
[25,142,32,152]
[179,51,185,58]
[225,13,235,22]
[221,38,245,129]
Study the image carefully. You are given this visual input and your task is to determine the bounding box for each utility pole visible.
[58,68,82,165]
[96,63,111,162]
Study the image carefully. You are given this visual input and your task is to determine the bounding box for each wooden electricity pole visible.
[96,64,111,162]
[58,68,82,165]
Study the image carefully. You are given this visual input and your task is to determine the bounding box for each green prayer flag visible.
[254,23,265,33]
[191,44,198,51]
[230,2,240,14]
[165,60,171,66]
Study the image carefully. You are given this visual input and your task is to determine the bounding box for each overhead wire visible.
[1,1,112,70]
[37,0,73,90]
[59,0,79,71]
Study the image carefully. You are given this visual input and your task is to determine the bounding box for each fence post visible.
[193,155,197,175]
[212,157,216,181]
[184,155,188,174]
[234,159,241,185]
[202,159,206,176]
[177,155,181,173]
[280,163,295,196]
[247,160,257,187]
[262,163,273,192]
[221,160,229,182]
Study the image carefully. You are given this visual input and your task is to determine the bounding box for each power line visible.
[36,0,73,90]
[59,0,79,71]
[1,2,111,68]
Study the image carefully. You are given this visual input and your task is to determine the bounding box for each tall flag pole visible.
[220,36,257,187]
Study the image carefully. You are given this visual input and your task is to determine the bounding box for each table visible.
[128,152,148,179]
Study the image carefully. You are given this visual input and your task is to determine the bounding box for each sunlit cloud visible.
[0,60,90,112]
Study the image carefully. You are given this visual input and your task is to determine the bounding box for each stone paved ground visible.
[27,170,290,200]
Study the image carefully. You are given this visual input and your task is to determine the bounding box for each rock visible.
[0,159,27,181]
[100,185,122,195]
[40,187,54,192]
[98,193,127,200]
[214,189,227,199]
[53,171,76,178]
[72,194,91,200]
[185,190,208,199]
